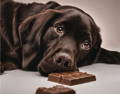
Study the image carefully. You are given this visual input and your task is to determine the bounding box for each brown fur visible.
[0,0,120,75]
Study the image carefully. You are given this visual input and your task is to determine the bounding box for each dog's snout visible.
[55,53,72,68]
[56,56,71,67]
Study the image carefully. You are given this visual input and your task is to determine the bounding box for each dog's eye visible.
[54,25,64,36]
[80,41,91,50]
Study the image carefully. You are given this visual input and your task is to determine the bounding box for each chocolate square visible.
[36,85,76,94]
[48,71,96,85]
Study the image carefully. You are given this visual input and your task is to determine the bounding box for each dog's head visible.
[19,6,101,76]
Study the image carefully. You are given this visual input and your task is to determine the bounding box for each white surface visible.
[1,63,120,94]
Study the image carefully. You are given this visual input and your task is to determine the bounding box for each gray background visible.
[14,0,120,51]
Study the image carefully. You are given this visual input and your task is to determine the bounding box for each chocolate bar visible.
[36,85,76,94]
[48,71,96,85]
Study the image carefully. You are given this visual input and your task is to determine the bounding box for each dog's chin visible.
[38,66,50,76]
[38,57,78,76]
[38,65,79,77]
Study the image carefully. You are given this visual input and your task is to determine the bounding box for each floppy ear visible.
[89,22,120,64]
[88,24,102,63]
[81,21,120,65]
[78,22,102,67]
[18,9,62,70]
[19,9,62,43]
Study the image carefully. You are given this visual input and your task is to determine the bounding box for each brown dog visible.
[0,0,120,76]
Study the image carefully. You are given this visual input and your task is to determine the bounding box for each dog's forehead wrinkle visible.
[54,14,80,26]
[57,5,93,22]
[53,12,91,33]
[53,8,80,23]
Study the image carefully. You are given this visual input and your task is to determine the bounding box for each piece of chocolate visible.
[48,71,96,85]
[36,85,76,94]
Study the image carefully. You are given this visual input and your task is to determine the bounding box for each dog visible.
[0,0,120,76]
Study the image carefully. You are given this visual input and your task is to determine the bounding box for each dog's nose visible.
[55,53,72,68]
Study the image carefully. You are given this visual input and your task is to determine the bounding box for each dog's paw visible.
[0,63,5,74]
[4,62,18,70]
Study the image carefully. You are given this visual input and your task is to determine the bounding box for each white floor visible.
[0,63,120,94]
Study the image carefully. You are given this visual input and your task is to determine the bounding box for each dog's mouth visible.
[38,52,77,76]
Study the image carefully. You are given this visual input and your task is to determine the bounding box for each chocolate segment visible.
[48,71,96,85]
[36,85,76,94]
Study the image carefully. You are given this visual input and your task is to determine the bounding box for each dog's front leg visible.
[0,62,5,74]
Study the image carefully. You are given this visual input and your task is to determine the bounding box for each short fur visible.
[0,0,120,75]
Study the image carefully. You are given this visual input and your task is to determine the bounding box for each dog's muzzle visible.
[54,52,72,68]
[38,52,77,76]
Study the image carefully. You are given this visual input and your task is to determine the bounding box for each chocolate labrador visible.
[0,0,120,75]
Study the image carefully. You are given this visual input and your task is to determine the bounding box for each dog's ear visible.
[19,9,61,43]
[91,23,120,64]
[43,1,60,10]
[87,23,102,63]
[80,20,120,65]
[91,23,102,49]
[18,9,62,70]
[78,21,102,66]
